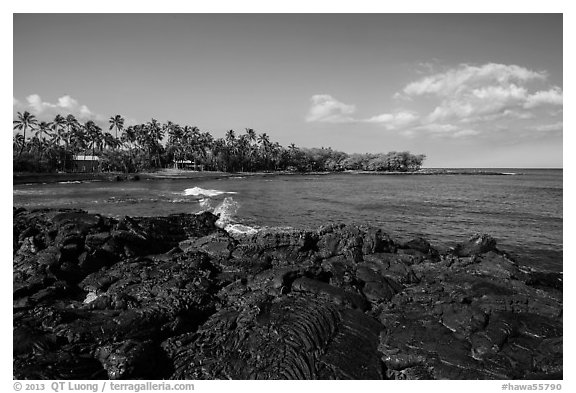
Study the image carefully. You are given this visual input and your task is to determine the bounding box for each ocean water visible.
[13,169,563,272]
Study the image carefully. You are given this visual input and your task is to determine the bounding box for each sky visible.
[13,13,563,167]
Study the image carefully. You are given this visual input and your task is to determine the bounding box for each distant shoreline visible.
[11,168,542,185]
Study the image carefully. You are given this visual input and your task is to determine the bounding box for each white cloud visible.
[414,123,459,134]
[15,94,100,122]
[306,94,356,123]
[399,63,563,124]
[524,87,563,108]
[452,129,480,138]
[403,63,546,97]
[306,95,419,128]
[364,111,419,129]
[404,123,479,139]
[307,63,561,141]
[532,122,563,132]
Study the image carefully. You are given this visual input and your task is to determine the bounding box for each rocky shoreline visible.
[13,207,562,380]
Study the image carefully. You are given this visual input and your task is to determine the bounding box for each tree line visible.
[13,111,426,173]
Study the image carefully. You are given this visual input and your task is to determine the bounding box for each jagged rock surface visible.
[13,208,562,380]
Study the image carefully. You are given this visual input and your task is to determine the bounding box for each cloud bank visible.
[306,63,562,139]
[13,94,102,123]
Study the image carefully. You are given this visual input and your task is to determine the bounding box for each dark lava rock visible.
[292,277,368,311]
[95,340,159,379]
[13,207,563,380]
[316,224,395,262]
[165,293,384,379]
[400,237,441,262]
[453,234,498,257]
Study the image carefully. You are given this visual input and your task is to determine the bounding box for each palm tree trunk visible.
[18,126,27,158]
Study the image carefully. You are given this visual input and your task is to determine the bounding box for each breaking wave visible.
[184,187,237,197]
[186,188,258,236]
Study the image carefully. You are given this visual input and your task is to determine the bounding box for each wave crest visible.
[184,187,237,197]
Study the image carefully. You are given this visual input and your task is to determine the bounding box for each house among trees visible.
[174,160,204,171]
[73,155,99,172]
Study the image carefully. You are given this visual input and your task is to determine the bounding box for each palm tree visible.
[65,114,78,136]
[245,128,257,144]
[33,122,52,162]
[166,122,182,168]
[182,125,200,169]
[146,119,164,168]
[225,129,236,146]
[13,111,38,157]
[236,134,250,172]
[80,121,103,171]
[199,132,214,169]
[258,133,271,170]
[244,128,258,171]
[121,126,137,150]
[52,115,76,171]
[35,121,52,142]
[109,115,124,140]
[103,132,120,151]
[13,134,24,153]
[51,115,66,140]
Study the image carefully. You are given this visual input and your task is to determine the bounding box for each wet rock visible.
[525,271,563,291]
[440,304,488,336]
[232,228,318,266]
[316,225,395,262]
[179,232,236,260]
[464,252,521,279]
[400,237,440,262]
[36,246,62,267]
[95,340,159,379]
[362,253,421,283]
[453,234,498,257]
[85,232,111,250]
[356,264,403,303]
[52,211,104,233]
[470,313,519,359]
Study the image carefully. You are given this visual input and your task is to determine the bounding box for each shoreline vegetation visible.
[13,168,524,185]
[14,111,426,175]
[12,169,521,185]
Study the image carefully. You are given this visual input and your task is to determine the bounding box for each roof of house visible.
[73,155,99,161]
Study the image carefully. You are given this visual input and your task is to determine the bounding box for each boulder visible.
[453,234,498,257]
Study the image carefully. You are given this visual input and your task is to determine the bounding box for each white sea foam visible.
[213,197,240,228]
[225,223,259,236]
[198,198,213,209]
[184,186,237,197]
[83,291,98,304]
[187,188,259,236]
[58,180,82,184]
